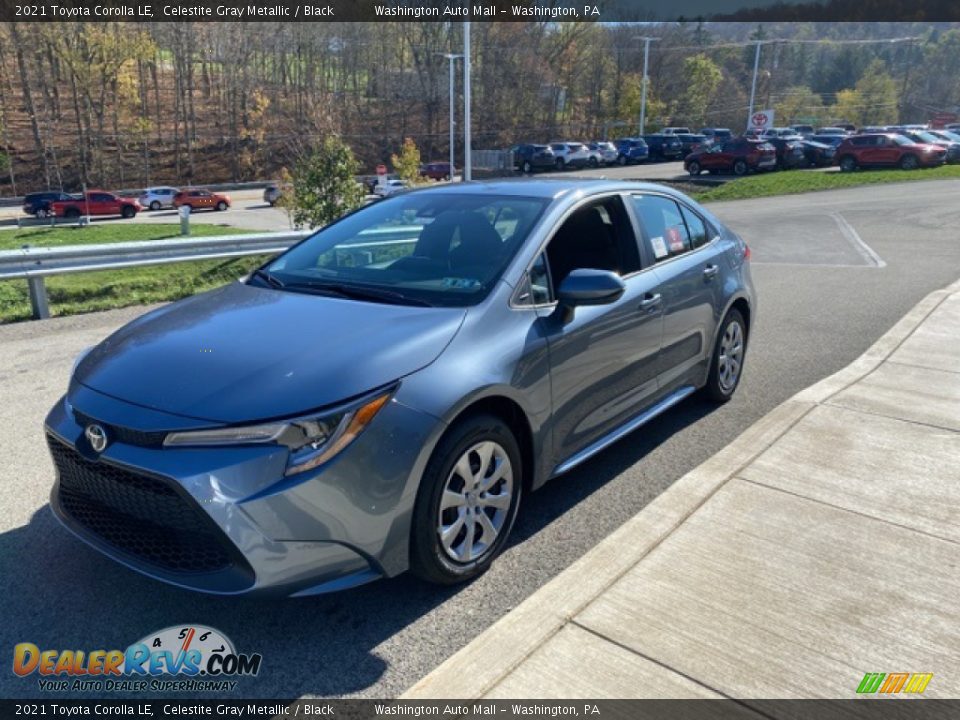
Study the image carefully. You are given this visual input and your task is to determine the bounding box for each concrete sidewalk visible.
[405,278,960,701]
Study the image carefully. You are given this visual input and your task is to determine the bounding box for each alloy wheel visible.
[717,320,744,393]
[437,441,513,564]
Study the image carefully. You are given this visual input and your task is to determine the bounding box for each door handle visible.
[703,264,720,280]
[639,293,662,310]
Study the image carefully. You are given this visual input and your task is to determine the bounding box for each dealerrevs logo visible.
[13,625,262,692]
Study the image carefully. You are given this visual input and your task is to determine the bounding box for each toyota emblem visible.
[85,424,109,453]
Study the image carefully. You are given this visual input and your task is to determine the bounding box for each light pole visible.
[463,21,472,181]
[634,36,658,135]
[747,40,762,131]
[439,53,462,180]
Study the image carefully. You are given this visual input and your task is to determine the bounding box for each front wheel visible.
[732,159,748,176]
[688,160,701,176]
[410,414,522,585]
[900,154,918,170]
[588,157,599,168]
[522,161,532,174]
[839,155,857,172]
[216,201,228,211]
[704,309,747,403]
[121,206,136,219]
[618,155,627,166]
[555,158,565,170]
[149,200,161,211]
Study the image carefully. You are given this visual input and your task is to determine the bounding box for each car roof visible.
[393,178,687,201]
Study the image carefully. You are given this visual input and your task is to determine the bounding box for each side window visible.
[680,206,710,249]
[630,194,692,262]
[544,196,641,294]
[515,253,553,307]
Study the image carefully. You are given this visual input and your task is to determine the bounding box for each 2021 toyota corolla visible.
[45,180,755,596]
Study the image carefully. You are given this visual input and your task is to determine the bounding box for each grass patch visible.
[696,164,960,203]
[1,224,268,323]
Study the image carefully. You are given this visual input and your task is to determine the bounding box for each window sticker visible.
[442,277,482,290]
[650,235,668,259]
[666,226,686,253]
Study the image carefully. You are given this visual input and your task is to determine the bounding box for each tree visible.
[677,54,722,127]
[830,60,898,126]
[775,85,827,126]
[287,136,364,229]
[391,137,424,185]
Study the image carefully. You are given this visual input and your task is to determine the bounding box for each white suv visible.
[549,142,590,170]
[139,186,180,211]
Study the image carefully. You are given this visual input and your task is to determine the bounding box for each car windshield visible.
[913,131,942,144]
[892,135,915,146]
[939,131,960,142]
[256,193,549,307]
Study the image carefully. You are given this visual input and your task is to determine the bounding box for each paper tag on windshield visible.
[650,236,668,259]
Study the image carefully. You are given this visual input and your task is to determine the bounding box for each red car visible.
[419,162,454,181]
[51,191,141,219]
[835,133,946,171]
[685,138,777,176]
[173,189,231,212]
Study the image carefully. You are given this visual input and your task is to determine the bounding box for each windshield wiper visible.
[284,281,434,307]
[251,269,285,289]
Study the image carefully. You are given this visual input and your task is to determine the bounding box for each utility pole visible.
[747,40,762,130]
[634,36,658,135]
[463,21,472,181]
[439,53,462,179]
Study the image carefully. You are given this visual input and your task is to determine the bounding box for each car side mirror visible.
[556,269,626,323]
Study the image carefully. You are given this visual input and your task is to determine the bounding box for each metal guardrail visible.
[0,225,425,320]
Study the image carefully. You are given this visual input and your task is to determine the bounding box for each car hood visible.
[75,282,466,424]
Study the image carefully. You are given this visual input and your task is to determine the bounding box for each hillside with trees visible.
[0,20,958,193]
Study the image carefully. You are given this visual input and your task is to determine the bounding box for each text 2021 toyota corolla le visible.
[45,180,755,596]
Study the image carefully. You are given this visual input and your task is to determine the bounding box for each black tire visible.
[65,208,81,219]
[618,155,627,166]
[121,205,135,219]
[555,158,565,170]
[839,155,857,173]
[688,160,701,176]
[732,159,748,176]
[704,309,747,403]
[216,200,228,211]
[900,154,918,170]
[34,208,48,218]
[149,200,161,211]
[522,160,532,174]
[410,414,523,585]
[588,157,599,168]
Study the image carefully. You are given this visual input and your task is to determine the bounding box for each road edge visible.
[401,279,958,700]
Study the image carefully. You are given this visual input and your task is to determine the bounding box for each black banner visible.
[3,700,960,719]
[3,0,960,23]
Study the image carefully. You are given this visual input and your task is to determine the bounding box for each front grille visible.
[48,435,238,575]
[73,411,167,448]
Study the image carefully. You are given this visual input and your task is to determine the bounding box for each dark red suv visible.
[836,133,946,171]
[685,138,777,176]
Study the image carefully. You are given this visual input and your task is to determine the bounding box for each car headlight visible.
[164,388,394,476]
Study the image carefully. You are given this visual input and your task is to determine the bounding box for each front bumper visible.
[44,387,441,596]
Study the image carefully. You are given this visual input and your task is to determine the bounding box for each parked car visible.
[614,138,650,165]
[263,184,282,206]
[642,134,683,161]
[586,141,618,166]
[928,129,960,145]
[816,127,849,136]
[789,125,815,138]
[800,140,838,167]
[138,186,180,211]
[512,144,556,174]
[675,133,708,158]
[550,142,591,170]
[835,133,947,171]
[45,178,755,595]
[945,123,960,132]
[699,128,733,142]
[22,191,76,218]
[420,162,455,181]
[173,189,232,212]
[51,191,141,219]
[685,138,777,176]
[810,134,846,148]
[760,127,802,139]
[899,130,960,164]
[374,179,409,197]
[766,137,807,169]
[661,127,692,135]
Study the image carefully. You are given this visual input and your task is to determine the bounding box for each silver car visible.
[45,180,755,596]
[138,186,180,211]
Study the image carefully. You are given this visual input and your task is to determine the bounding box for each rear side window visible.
[680,206,710,249]
[630,195,693,262]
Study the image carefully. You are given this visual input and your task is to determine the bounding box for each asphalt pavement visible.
[1,179,960,700]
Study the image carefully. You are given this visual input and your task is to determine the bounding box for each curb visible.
[402,280,956,700]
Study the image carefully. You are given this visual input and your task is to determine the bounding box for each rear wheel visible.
[149,200,161,211]
[588,156,599,168]
[688,160,701,176]
[121,206,135,219]
[839,155,857,172]
[704,309,747,403]
[65,208,81,219]
[618,155,627,166]
[34,208,48,218]
[555,158,565,170]
[410,414,522,585]
[732,159,748,176]
[900,154,918,170]
[522,160,532,174]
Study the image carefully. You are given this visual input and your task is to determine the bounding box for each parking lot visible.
[1,177,958,699]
